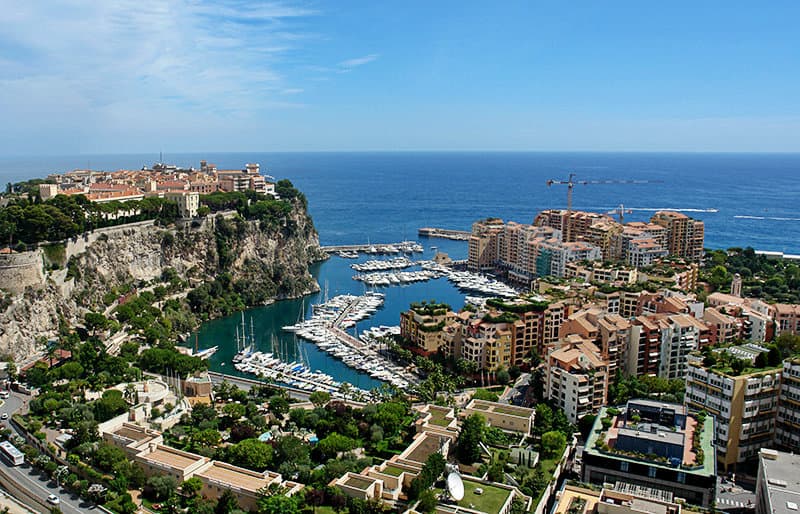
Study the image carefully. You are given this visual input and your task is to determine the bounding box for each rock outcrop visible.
[0,201,323,359]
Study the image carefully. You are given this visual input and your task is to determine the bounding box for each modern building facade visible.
[583,400,716,508]
[685,352,781,471]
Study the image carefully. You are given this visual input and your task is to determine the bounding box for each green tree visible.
[309,391,331,408]
[316,433,357,461]
[417,490,438,513]
[182,477,203,498]
[258,493,300,514]
[146,475,177,501]
[226,438,273,471]
[457,414,485,464]
[93,389,128,422]
[542,430,567,458]
[215,489,240,514]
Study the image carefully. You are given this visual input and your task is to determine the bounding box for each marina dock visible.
[418,227,471,240]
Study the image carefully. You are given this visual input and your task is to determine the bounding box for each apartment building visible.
[583,400,716,508]
[564,262,638,285]
[649,211,705,261]
[658,314,707,379]
[774,304,800,337]
[399,303,455,353]
[626,238,669,268]
[755,449,800,514]
[546,339,609,423]
[534,209,614,243]
[775,358,800,452]
[553,483,683,514]
[685,352,781,471]
[461,314,514,371]
[627,316,665,377]
[468,218,505,272]
[703,307,743,346]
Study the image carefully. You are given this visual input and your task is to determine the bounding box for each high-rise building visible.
[399,302,455,353]
[685,351,780,471]
[467,218,504,272]
[535,209,616,243]
[649,211,705,261]
[583,400,716,507]
[546,338,609,423]
[775,358,800,452]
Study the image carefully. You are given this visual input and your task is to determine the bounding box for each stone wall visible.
[0,250,45,294]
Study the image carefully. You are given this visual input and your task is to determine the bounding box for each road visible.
[0,392,96,514]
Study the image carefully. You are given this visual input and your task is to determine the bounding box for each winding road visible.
[0,391,97,514]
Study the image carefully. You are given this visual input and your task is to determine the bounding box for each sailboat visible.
[232,313,254,362]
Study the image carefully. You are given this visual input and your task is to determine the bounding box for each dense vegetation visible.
[703,247,800,303]
[608,372,685,405]
[0,194,179,247]
[0,179,306,249]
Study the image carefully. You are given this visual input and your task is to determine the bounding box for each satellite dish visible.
[446,472,465,502]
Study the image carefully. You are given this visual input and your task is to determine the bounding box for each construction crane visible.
[546,174,662,241]
[608,204,633,223]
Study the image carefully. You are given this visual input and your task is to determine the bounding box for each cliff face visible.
[0,201,323,359]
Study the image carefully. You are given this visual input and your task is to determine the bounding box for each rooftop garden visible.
[486,297,549,313]
[410,300,451,317]
[698,342,786,377]
[482,311,520,324]
[588,406,715,475]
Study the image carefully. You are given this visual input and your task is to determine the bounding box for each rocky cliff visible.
[0,200,324,359]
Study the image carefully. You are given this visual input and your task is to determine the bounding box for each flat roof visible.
[143,446,204,470]
[197,462,277,494]
[403,432,445,464]
[114,425,155,443]
[584,406,715,477]
[759,451,800,514]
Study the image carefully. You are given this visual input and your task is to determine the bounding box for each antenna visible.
[445,468,464,502]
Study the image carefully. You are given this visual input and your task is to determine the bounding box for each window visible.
[648,467,656,478]
[677,472,686,484]
[620,462,629,472]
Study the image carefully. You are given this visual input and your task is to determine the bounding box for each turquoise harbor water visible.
[3,152,800,386]
[194,238,469,388]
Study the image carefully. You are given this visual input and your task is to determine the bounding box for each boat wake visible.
[625,207,719,213]
[734,215,800,221]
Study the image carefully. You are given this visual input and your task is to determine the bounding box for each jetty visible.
[320,241,423,254]
[418,227,471,240]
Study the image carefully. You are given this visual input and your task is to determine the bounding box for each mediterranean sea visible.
[2,152,799,387]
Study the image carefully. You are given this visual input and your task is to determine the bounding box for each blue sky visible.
[1,1,798,154]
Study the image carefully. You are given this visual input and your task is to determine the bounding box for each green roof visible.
[584,406,716,477]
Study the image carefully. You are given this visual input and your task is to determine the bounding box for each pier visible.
[320,241,423,254]
[418,227,471,240]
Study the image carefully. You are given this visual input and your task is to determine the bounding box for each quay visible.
[320,241,422,254]
[418,227,471,240]
[207,371,312,400]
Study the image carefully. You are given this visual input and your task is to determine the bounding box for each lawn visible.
[429,410,452,426]
[458,481,512,514]
[494,406,526,416]
[381,465,405,476]
[435,481,512,514]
